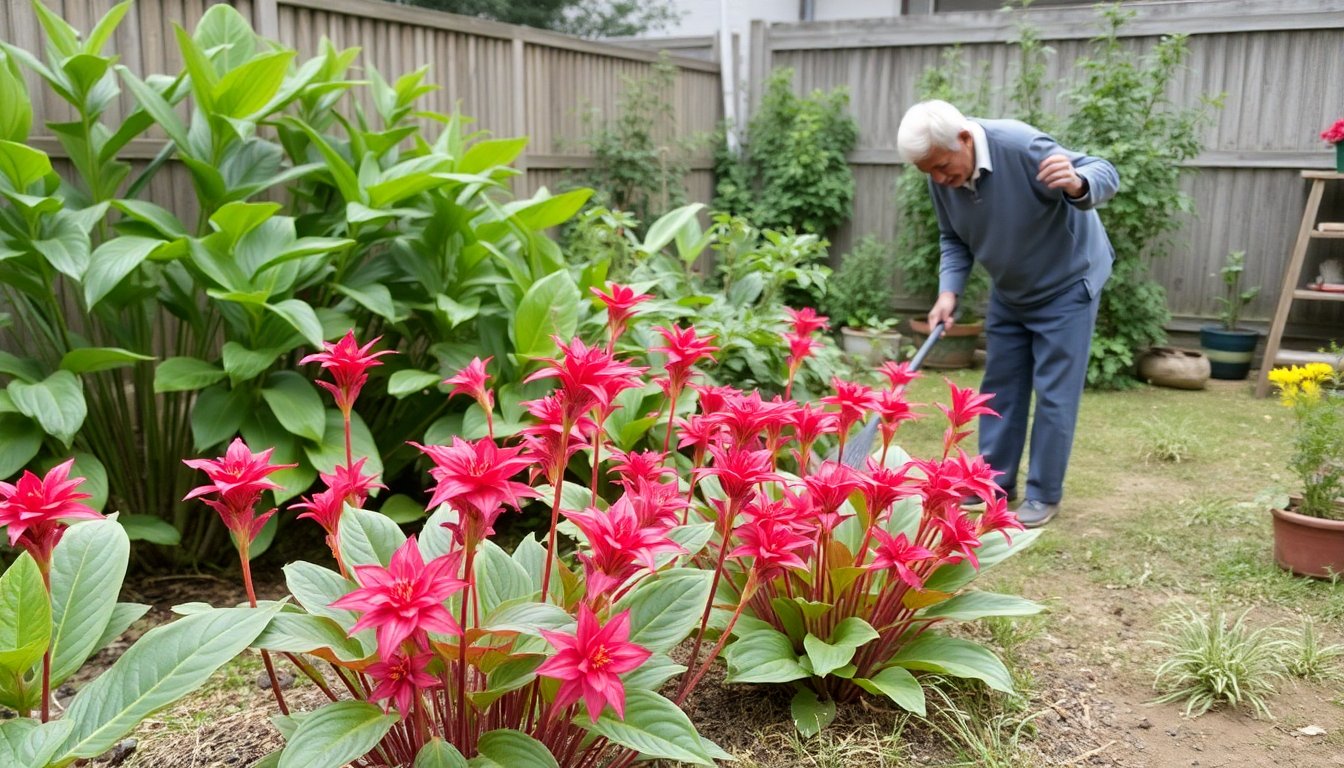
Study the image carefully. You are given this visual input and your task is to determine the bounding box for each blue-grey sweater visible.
[931,118,1120,307]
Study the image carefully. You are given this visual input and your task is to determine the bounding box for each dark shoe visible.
[1014,499,1059,528]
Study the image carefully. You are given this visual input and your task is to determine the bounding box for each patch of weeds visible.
[1283,617,1344,682]
[1208,542,1344,622]
[1149,606,1290,718]
[1137,416,1197,464]
[920,684,1046,768]
[772,722,912,768]
[1179,495,1258,528]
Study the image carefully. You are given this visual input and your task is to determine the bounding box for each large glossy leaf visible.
[0,51,31,144]
[278,700,395,768]
[83,236,164,308]
[467,729,558,768]
[304,410,383,479]
[252,613,365,662]
[0,414,41,478]
[724,626,808,684]
[505,188,591,231]
[0,718,74,768]
[55,604,282,760]
[414,738,468,768]
[221,342,284,384]
[48,518,129,685]
[337,505,406,570]
[510,270,579,359]
[589,689,715,765]
[154,356,226,393]
[264,299,324,348]
[917,591,1045,621]
[0,140,52,190]
[59,346,154,374]
[7,371,86,447]
[110,199,188,240]
[91,603,150,657]
[475,540,533,617]
[116,66,189,149]
[888,633,1013,693]
[387,370,442,399]
[117,514,181,545]
[790,688,837,738]
[641,203,705,256]
[0,554,50,675]
[853,666,925,715]
[613,568,712,655]
[194,3,256,71]
[261,371,326,442]
[283,562,360,634]
[190,383,249,451]
[803,617,879,678]
[214,51,294,119]
[459,137,528,175]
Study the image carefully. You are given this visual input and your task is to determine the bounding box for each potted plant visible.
[825,236,903,366]
[1322,117,1344,173]
[1266,358,1344,578]
[1199,250,1261,380]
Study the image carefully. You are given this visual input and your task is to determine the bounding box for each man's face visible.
[914,131,975,188]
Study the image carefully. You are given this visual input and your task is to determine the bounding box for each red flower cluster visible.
[183,438,295,544]
[300,330,395,414]
[1322,118,1344,145]
[0,459,102,566]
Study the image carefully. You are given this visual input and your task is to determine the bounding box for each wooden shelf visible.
[1292,289,1344,302]
[1308,231,1344,239]
[1273,348,1344,368]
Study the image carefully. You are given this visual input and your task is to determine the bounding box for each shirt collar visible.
[962,121,992,190]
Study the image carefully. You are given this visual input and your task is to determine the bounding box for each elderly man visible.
[896,99,1120,527]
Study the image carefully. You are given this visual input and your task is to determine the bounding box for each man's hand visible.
[1037,154,1086,198]
[927,291,959,330]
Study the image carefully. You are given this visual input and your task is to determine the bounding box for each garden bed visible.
[80,376,1344,768]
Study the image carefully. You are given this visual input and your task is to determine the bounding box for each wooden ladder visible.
[1255,170,1344,397]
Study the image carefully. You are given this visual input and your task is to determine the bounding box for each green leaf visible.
[265,299,325,348]
[221,342,284,384]
[467,729,559,768]
[261,371,326,442]
[0,140,52,190]
[0,414,43,478]
[55,605,282,761]
[333,282,399,322]
[116,66,189,150]
[110,199,188,240]
[83,236,165,308]
[641,203,705,255]
[283,562,361,635]
[85,1,134,54]
[193,3,256,70]
[60,452,107,513]
[48,518,130,686]
[0,554,51,675]
[379,494,426,524]
[0,718,74,768]
[91,603,150,657]
[507,188,591,231]
[117,514,181,545]
[415,738,468,768]
[790,688,837,737]
[480,601,572,635]
[337,505,407,570]
[253,613,366,662]
[923,529,1041,593]
[853,666,926,715]
[917,591,1045,621]
[59,346,153,374]
[304,410,383,479]
[0,50,32,144]
[8,371,85,448]
[388,369,442,398]
[154,357,226,393]
[613,568,712,655]
[511,270,580,359]
[802,617,879,677]
[459,137,528,175]
[724,627,808,684]
[475,540,533,617]
[0,351,42,382]
[190,383,249,451]
[622,652,685,690]
[888,633,1014,693]
[278,700,396,768]
[214,51,294,118]
[589,688,715,766]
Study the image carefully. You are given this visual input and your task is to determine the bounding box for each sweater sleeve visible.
[931,180,973,297]
[1027,134,1120,211]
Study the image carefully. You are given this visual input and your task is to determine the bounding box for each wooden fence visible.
[748,0,1344,338]
[0,0,722,212]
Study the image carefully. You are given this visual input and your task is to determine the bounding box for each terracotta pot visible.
[909,318,983,369]
[840,327,903,367]
[1271,501,1344,578]
[1137,346,1210,390]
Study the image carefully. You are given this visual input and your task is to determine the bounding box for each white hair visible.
[896,100,971,164]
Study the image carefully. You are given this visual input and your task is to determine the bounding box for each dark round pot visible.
[1198,326,1259,380]
[1271,503,1344,579]
[909,319,983,370]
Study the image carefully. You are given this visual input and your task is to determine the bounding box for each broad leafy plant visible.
[0,1,590,562]
[0,464,279,768]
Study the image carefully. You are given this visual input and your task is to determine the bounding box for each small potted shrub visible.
[1266,358,1344,578]
[1199,250,1261,380]
[826,236,903,365]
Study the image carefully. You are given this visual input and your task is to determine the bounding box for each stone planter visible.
[840,327,903,367]
[909,319,983,369]
[1271,500,1344,579]
[1136,346,1210,390]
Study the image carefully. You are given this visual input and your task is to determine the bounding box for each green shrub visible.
[1150,607,1290,718]
[0,2,590,564]
[823,236,898,329]
[715,67,857,236]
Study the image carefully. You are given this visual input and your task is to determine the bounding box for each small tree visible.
[1213,250,1259,331]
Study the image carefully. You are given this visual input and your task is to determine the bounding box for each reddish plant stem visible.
[540,425,572,599]
[38,560,51,723]
[457,543,478,752]
[675,496,739,701]
[676,572,756,705]
[240,539,289,715]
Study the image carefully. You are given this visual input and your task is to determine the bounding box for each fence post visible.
[747,19,768,119]
[511,35,528,189]
[254,0,280,41]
